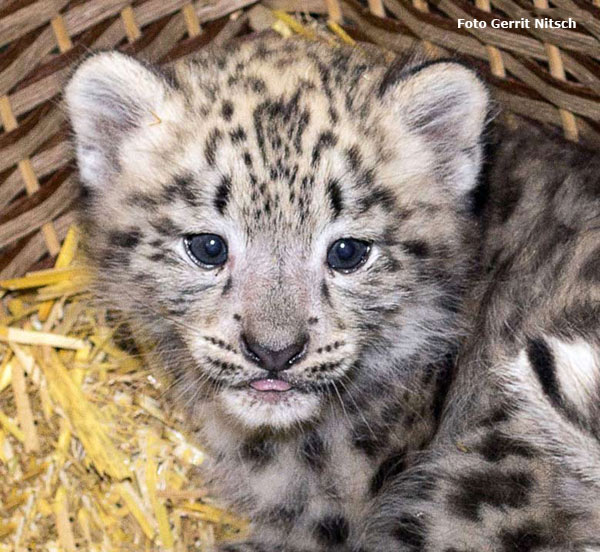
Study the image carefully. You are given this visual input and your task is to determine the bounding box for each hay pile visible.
[0,226,246,551]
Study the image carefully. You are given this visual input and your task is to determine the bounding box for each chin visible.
[219,388,322,430]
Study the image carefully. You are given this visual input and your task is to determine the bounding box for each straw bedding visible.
[0,226,248,551]
[0,7,359,551]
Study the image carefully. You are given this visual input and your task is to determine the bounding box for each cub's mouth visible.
[249,377,293,403]
[250,378,292,392]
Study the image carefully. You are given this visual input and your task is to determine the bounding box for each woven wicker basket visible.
[0,0,599,279]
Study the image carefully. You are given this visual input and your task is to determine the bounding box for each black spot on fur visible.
[432,353,454,422]
[358,187,396,214]
[321,280,332,306]
[151,217,181,236]
[109,229,141,249]
[495,172,523,223]
[452,469,534,521]
[249,77,266,93]
[326,178,343,219]
[230,126,247,143]
[402,240,430,258]
[479,406,511,427]
[259,503,305,528]
[392,514,426,551]
[314,515,349,545]
[240,437,275,468]
[214,176,232,215]
[126,191,159,209]
[204,128,223,166]
[148,252,166,263]
[579,245,600,282]
[221,100,234,121]
[351,423,387,458]
[301,431,326,471]
[499,522,551,552]
[162,174,201,207]
[475,432,535,462]
[346,145,362,173]
[527,338,562,408]
[370,450,406,495]
[311,131,337,167]
[222,276,232,296]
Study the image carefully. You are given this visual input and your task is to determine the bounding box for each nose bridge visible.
[243,252,308,350]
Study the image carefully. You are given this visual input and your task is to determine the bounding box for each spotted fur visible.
[65,36,488,551]
[361,123,600,551]
[65,35,600,552]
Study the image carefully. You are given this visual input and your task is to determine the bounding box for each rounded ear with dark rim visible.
[65,51,171,188]
[380,59,489,151]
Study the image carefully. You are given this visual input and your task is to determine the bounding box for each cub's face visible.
[66,38,488,430]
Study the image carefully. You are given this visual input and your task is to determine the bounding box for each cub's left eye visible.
[327,238,371,273]
[184,234,228,268]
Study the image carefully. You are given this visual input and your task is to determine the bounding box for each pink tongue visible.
[250,379,292,392]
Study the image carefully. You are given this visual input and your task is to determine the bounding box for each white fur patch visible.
[219,388,321,429]
[546,336,599,412]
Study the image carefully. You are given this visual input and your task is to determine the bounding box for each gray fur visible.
[362,123,600,551]
[66,36,600,551]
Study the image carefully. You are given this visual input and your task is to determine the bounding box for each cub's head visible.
[66,38,488,431]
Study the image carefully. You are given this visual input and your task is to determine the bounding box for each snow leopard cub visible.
[66,37,488,550]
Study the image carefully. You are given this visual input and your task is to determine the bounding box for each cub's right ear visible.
[65,52,171,190]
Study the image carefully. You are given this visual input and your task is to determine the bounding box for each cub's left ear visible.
[65,51,172,189]
[380,59,489,154]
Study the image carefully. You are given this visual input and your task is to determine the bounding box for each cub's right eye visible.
[184,234,228,268]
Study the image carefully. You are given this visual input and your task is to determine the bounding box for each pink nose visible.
[240,334,308,372]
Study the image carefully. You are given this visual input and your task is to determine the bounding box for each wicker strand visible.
[50,15,73,52]
[325,0,343,22]
[121,5,142,42]
[532,0,578,141]
[0,97,61,256]
[407,0,441,58]
[367,0,385,17]
[476,0,506,77]
[412,0,429,13]
[182,3,202,37]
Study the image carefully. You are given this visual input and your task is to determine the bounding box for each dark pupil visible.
[327,238,369,272]
[186,233,227,267]
[336,240,355,260]
[204,238,222,258]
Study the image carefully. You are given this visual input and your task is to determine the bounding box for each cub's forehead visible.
[69,36,489,251]
[164,37,390,151]
[117,39,395,235]
[175,37,386,103]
